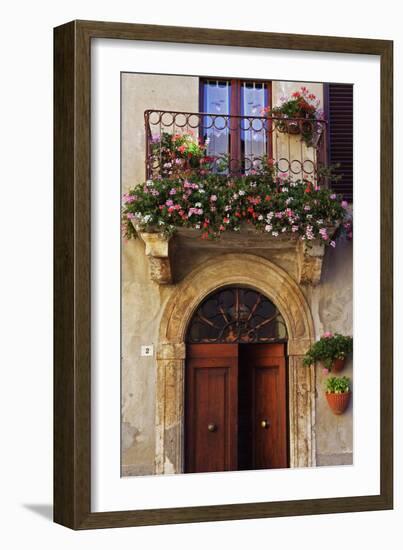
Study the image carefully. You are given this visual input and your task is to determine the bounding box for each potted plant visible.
[325,376,351,415]
[303,332,353,373]
[262,86,324,147]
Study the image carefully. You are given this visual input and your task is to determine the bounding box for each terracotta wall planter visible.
[331,357,346,373]
[325,391,351,415]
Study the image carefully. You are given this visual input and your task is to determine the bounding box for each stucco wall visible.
[121,73,199,475]
[121,73,353,475]
[310,235,353,465]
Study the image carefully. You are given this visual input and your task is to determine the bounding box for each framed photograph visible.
[54,20,393,529]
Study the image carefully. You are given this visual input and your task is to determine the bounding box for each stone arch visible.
[155,254,316,474]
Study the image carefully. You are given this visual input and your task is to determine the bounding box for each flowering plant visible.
[150,131,213,178]
[262,86,324,147]
[122,162,350,244]
[303,333,353,371]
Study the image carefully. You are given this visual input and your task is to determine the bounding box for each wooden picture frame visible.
[54,20,393,529]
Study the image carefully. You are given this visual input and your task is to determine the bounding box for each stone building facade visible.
[121,73,353,476]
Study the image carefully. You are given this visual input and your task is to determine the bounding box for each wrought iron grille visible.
[186,287,287,344]
[145,109,327,182]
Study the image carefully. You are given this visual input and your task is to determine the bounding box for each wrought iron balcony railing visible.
[145,109,327,182]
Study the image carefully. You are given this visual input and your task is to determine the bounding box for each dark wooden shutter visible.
[326,83,353,202]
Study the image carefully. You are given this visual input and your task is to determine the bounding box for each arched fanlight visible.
[186,287,287,344]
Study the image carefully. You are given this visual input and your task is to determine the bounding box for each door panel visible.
[185,343,287,473]
[239,344,288,470]
[185,344,238,473]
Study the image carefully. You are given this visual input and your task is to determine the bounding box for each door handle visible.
[207,423,217,432]
[260,419,270,429]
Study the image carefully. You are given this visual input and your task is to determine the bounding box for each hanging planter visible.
[262,86,324,147]
[303,332,353,373]
[325,376,351,415]
[331,357,346,373]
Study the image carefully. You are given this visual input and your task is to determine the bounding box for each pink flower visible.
[126,212,135,220]
[123,193,137,204]
[210,195,217,202]
[165,199,174,207]
[169,188,177,195]
[323,331,333,338]
[322,368,330,375]
[341,200,348,209]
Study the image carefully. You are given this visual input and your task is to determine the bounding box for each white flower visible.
[234,226,240,231]
[199,189,205,194]
[272,231,279,237]
[238,190,245,196]
[306,214,313,219]
[281,187,289,193]
[158,220,165,226]
[265,224,272,232]
[282,227,287,232]
[143,214,152,223]
[233,193,239,199]
[195,223,201,229]
[258,214,263,221]
[195,202,202,208]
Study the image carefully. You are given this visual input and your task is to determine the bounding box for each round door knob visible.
[208,423,217,432]
[261,419,270,429]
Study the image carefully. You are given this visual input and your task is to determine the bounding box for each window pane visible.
[241,82,269,172]
[202,80,231,167]
[186,287,287,344]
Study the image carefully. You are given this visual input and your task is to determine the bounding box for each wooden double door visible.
[185,343,288,473]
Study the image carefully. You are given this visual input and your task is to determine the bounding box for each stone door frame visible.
[155,254,316,474]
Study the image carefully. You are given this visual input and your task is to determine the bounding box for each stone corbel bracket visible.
[296,240,325,285]
[139,232,173,284]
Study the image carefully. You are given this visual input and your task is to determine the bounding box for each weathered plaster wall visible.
[272,82,324,179]
[121,74,353,476]
[309,235,353,465]
[121,74,199,475]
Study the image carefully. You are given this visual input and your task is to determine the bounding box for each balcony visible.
[124,110,342,286]
[144,109,328,183]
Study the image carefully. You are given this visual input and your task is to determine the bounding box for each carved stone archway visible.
[155,254,316,474]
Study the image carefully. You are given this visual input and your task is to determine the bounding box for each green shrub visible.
[325,376,351,394]
[303,333,353,370]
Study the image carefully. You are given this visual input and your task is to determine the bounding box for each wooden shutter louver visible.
[327,84,353,202]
